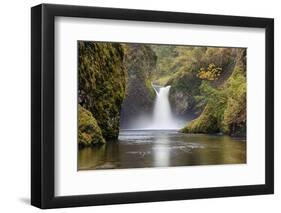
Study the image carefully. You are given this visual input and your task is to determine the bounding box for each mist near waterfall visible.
[124,85,185,130]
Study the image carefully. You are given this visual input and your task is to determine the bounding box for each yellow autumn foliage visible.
[197,63,222,81]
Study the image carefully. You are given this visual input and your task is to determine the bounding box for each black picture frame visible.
[31,3,274,209]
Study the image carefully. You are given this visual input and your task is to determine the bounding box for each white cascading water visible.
[150,85,180,130]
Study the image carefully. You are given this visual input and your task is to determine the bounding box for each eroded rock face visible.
[120,44,157,129]
[167,71,201,119]
[169,90,193,115]
[78,41,127,142]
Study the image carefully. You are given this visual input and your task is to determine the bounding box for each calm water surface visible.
[78,130,246,170]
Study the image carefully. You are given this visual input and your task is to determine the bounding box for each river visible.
[78,130,246,170]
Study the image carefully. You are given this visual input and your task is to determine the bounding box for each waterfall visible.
[124,84,183,130]
[150,85,180,130]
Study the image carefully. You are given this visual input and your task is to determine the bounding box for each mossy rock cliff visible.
[181,104,220,134]
[181,49,246,136]
[120,44,157,128]
[166,47,236,118]
[78,41,127,141]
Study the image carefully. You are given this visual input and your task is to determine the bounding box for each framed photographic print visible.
[31,3,274,209]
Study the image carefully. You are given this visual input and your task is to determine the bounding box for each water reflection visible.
[78,130,246,170]
[153,135,170,167]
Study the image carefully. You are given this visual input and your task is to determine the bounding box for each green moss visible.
[181,49,246,136]
[222,50,246,136]
[78,41,127,140]
[78,105,105,147]
[154,75,172,86]
[181,104,220,133]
